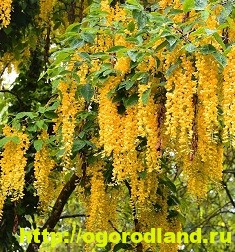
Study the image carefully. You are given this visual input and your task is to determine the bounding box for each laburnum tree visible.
[1,0,235,251]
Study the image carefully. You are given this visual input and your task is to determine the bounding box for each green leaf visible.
[72,140,86,152]
[205,28,216,35]
[78,52,91,62]
[38,71,47,81]
[142,88,151,105]
[159,177,177,193]
[213,33,226,50]
[36,120,45,129]
[103,242,112,252]
[91,52,107,59]
[153,202,162,212]
[38,107,46,113]
[127,21,135,32]
[80,84,94,102]
[201,9,209,20]
[15,112,37,119]
[185,43,197,52]
[132,72,149,82]
[81,32,95,44]
[218,2,233,24]
[167,195,180,206]
[123,94,138,107]
[138,170,147,179]
[127,50,138,62]
[177,212,186,225]
[190,27,205,36]
[44,111,58,119]
[45,101,60,111]
[166,58,181,77]
[212,51,227,67]
[155,40,168,52]
[34,139,43,152]
[200,44,216,54]
[166,36,177,47]
[125,80,135,90]
[113,243,132,252]
[107,46,126,52]
[103,69,115,77]
[0,136,20,148]
[183,0,195,13]
[194,0,207,10]
[126,0,143,9]
[52,48,73,66]
[66,23,81,33]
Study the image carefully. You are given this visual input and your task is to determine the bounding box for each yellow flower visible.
[114,56,131,75]
[0,0,12,27]
[0,125,29,209]
[34,130,56,211]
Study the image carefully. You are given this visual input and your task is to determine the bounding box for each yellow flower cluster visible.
[137,56,157,73]
[0,0,12,28]
[0,52,14,77]
[138,185,181,252]
[196,54,219,155]
[0,125,29,217]
[114,56,131,76]
[158,0,173,9]
[182,54,221,197]
[34,130,56,210]
[101,0,128,26]
[136,82,161,172]
[163,50,223,197]
[111,106,139,181]
[86,162,111,232]
[55,80,79,165]
[165,55,196,169]
[91,32,113,53]
[187,144,223,198]
[39,0,56,22]
[98,76,122,157]
[222,47,235,146]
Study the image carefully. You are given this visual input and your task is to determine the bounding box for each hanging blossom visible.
[0,125,29,218]
[0,0,12,28]
[34,130,56,211]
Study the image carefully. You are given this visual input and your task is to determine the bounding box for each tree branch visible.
[26,172,82,252]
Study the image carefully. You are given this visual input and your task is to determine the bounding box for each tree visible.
[1,0,235,251]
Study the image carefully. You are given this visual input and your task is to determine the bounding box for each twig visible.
[222,181,235,208]
[223,169,235,174]
[0,89,24,106]
[60,213,87,219]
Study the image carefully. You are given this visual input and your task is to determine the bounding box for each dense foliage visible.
[1,0,235,252]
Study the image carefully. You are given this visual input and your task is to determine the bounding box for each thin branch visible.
[108,220,121,234]
[188,202,231,233]
[0,89,24,106]
[0,61,11,80]
[223,169,235,174]
[60,213,87,219]
[222,180,235,208]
